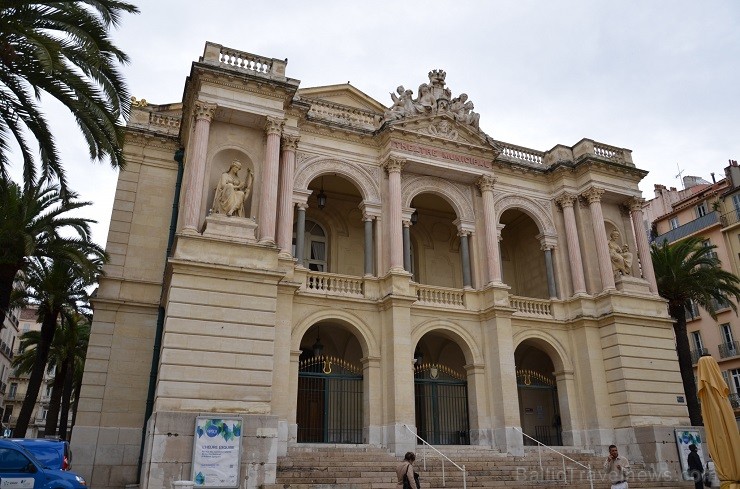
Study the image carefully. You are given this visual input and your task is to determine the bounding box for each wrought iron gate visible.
[297,355,363,443]
[516,368,562,446]
[414,363,470,445]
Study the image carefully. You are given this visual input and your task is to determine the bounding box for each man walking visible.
[604,444,630,489]
[687,444,704,489]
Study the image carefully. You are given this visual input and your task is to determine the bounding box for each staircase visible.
[264,444,694,489]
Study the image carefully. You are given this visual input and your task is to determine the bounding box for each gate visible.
[414,363,470,445]
[516,368,562,445]
[297,355,363,443]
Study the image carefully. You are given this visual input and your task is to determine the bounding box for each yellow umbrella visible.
[697,355,740,489]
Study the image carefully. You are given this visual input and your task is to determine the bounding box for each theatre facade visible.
[72,42,689,489]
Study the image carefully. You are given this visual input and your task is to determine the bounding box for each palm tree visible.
[0,177,98,323]
[0,1,139,191]
[58,314,90,440]
[12,252,104,436]
[651,237,740,426]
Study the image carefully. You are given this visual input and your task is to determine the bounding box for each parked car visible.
[10,438,71,471]
[0,439,86,488]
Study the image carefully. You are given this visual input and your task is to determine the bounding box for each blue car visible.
[0,439,86,488]
[10,439,71,471]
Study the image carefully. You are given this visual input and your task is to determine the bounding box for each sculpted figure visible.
[385,86,416,120]
[464,100,480,128]
[450,93,469,122]
[211,160,254,218]
[415,83,436,113]
[608,229,633,277]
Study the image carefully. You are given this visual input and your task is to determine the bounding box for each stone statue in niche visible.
[608,229,633,278]
[211,160,254,218]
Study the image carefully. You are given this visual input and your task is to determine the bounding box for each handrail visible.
[403,424,466,489]
[515,427,593,489]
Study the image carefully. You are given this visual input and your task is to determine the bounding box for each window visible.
[731,369,740,394]
[696,202,708,218]
[691,331,704,352]
[8,383,16,398]
[292,219,327,272]
[685,300,700,320]
[1,406,11,423]
[733,194,740,220]
[44,385,52,398]
[721,323,735,345]
[669,217,679,230]
[0,448,33,472]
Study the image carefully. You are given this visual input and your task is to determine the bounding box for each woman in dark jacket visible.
[396,451,420,489]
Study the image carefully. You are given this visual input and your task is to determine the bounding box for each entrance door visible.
[516,369,562,445]
[297,355,363,443]
[414,363,470,445]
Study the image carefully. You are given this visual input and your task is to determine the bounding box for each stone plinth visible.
[202,214,257,242]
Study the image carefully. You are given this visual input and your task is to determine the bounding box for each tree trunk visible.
[669,303,703,426]
[58,354,75,440]
[0,265,20,327]
[68,376,82,440]
[44,361,68,436]
[14,313,57,436]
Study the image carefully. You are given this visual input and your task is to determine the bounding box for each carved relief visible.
[401,175,475,223]
[294,156,381,203]
[424,121,459,141]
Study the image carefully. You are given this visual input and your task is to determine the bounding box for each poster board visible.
[674,428,705,480]
[192,417,243,488]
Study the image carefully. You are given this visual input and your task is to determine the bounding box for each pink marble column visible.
[276,134,300,255]
[629,198,658,294]
[476,175,502,284]
[182,101,216,234]
[258,117,284,244]
[555,193,587,295]
[383,157,405,272]
[582,187,616,291]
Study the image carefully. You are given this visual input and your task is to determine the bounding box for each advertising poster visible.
[192,417,242,488]
[674,428,705,480]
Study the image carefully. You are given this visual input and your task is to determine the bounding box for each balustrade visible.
[202,43,286,77]
[307,99,379,130]
[415,285,465,308]
[496,142,544,166]
[510,296,553,317]
[304,271,364,297]
[719,341,740,359]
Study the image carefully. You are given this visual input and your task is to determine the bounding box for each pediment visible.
[386,113,491,147]
[298,84,385,113]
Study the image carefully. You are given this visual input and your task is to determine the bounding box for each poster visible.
[674,428,705,480]
[192,417,242,488]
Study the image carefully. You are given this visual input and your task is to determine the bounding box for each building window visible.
[293,219,327,272]
[1,406,11,423]
[733,194,740,220]
[721,323,734,344]
[8,383,17,399]
[731,369,740,394]
[685,300,700,320]
[696,202,708,218]
[691,331,704,352]
[669,217,680,230]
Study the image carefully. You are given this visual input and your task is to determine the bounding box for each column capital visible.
[359,201,382,220]
[296,202,309,211]
[476,174,497,193]
[382,156,405,174]
[554,192,578,209]
[627,196,645,213]
[537,233,558,251]
[265,116,285,136]
[454,218,475,236]
[281,133,300,150]
[193,100,217,121]
[581,186,605,204]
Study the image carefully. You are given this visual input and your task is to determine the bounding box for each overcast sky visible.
[8,0,740,246]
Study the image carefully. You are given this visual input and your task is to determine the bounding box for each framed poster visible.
[674,428,705,480]
[192,417,243,488]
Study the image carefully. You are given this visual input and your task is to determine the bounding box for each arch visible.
[494,194,556,235]
[294,156,381,204]
[292,309,378,358]
[412,318,482,365]
[512,330,573,373]
[401,175,475,224]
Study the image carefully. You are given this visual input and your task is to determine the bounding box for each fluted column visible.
[555,193,587,295]
[294,203,307,267]
[459,231,472,289]
[629,198,658,293]
[582,187,615,291]
[383,157,405,272]
[364,213,374,276]
[476,175,502,284]
[182,101,216,234]
[258,117,284,244]
[276,134,300,255]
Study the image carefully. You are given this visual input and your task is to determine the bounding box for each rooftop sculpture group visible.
[383,69,480,129]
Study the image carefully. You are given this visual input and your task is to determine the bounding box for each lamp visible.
[312,327,324,357]
[317,177,327,210]
[413,347,423,365]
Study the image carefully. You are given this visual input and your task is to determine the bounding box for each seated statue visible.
[211,160,254,218]
[608,229,633,278]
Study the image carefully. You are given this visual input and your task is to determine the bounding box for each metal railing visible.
[514,427,594,489]
[691,348,709,364]
[652,211,720,244]
[719,341,740,359]
[403,424,466,489]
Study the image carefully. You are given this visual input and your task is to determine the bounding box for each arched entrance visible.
[413,331,470,445]
[297,322,364,443]
[515,342,563,446]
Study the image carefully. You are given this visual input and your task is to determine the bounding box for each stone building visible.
[72,42,689,489]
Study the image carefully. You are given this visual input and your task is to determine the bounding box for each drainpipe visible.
[137,148,184,481]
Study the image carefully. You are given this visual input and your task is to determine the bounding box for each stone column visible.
[402,220,412,273]
[538,234,558,299]
[459,231,472,289]
[383,157,405,272]
[182,101,216,234]
[364,214,374,276]
[276,134,299,255]
[629,198,658,293]
[582,187,616,291]
[258,117,284,244]
[476,175,502,284]
[555,193,587,295]
[294,203,307,267]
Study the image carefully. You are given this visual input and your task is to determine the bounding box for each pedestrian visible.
[396,451,420,489]
[603,444,630,489]
[687,444,704,489]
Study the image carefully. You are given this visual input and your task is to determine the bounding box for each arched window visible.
[293,219,328,271]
